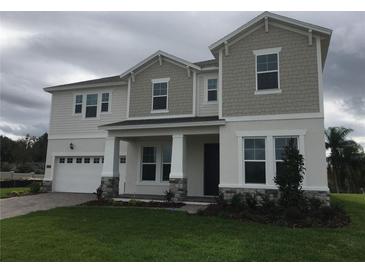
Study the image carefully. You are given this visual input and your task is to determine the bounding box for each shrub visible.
[15,163,33,173]
[274,139,305,208]
[230,193,244,210]
[245,193,258,210]
[30,181,41,193]
[95,186,103,200]
[215,191,227,207]
[285,206,303,221]
[164,190,175,203]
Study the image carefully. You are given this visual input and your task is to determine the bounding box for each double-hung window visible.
[243,138,266,184]
[74,95,83,114]
[101,93,110,113]
[207,79,218,102]
[274,136,298,176]
[254,48,281,92]
[162,145,171,181]
[141,147,156,181]
[85,94,98,118]
[152,80,168,111]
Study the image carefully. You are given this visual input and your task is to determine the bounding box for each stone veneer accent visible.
[220,187,330,205]
[101,177,119,199]
[169,178,187,200]
[41,180,52,192]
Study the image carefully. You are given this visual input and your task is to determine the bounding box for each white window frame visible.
[243,137,267,185]
[151,78,169,113]
[236,130,306,189]
[274,136,299,176]
[205,78,218,104]
[141,146,158,182]
[100,92,111,114]
[73,94,83,115]
[85,93,99,119]
[253,47,282,95]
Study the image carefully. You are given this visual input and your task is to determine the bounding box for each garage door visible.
[53,156,103,193]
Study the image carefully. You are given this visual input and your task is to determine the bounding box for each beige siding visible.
[197,71,219,117]
[49,85,128,135]
[129,60,193,117]
[222,25,320,117]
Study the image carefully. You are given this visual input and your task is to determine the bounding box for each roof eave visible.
[44,81,127,93]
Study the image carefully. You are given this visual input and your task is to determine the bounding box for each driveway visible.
[0,192,95,220]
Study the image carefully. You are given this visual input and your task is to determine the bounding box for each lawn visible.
[0,187,31,199]
[0,194,364,261]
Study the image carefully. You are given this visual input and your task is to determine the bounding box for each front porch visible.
[98,116,225,200]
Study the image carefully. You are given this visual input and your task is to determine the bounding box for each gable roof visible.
[119,50,201,79]
[209,11,332,52]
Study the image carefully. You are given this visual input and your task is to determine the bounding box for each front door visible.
[204,143,220,196]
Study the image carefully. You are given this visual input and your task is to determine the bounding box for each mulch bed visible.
[82,199,185,208]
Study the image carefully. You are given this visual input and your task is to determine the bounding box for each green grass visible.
[0,187,31,199]
[1,194,364,261]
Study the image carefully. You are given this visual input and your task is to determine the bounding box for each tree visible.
[325,127,353,193]
[274,139,306,208]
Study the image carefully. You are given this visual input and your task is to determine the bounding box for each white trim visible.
[224,112,323,122]
[253,47,282,56]
[316,37,324,115]
[151,78,170,84]
[270,22,321,41]
[254,89,282,95]
[120,50,201,79]
[192,71,197,116]
[205,78,218,104]
[100,91,112,114]
[209,11,331,51]
[44,81,126,93]
[126,114,195,120]
[126,77,131,118]
[151,78,169,113]
[84,93,99,119]
[236,129,307,137]
[101,120,225,131]
[254,47,281,92]
[218,49,223,118]
[201,67,218,71]
[72,93,83,116]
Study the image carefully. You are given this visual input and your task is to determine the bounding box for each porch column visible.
[169,134,187,199]
[101,136,120,199]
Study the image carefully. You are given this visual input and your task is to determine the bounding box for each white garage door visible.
[53,156,103,193]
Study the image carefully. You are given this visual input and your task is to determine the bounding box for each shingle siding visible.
[129,60,193,117]
[222,24,320,117]
[197,71,219,116]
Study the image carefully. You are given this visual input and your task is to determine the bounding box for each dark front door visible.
[204,143,220,196]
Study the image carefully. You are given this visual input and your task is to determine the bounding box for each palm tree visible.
[325,127,353,193]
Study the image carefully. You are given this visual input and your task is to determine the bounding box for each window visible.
[152,81,168,110]
[93,157,100,164]
[101,157,104,164]
[76,157,82,164]
[67,157,73,164]
[120,156,126,164]
[243,138,266,184]
[275,136,298,176]
[74,95,82,114]
[207,79,218,102]
[256,53,279,90]
[85,94,98,118]
[84,157,90,164]
[101,93,110,112]
[162,145,171,181]
[141,147,156,181]
[59,157,65,164]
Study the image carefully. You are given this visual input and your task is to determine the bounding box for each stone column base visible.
[169,178,187,200]
[41,180,52,192]
[303,190,330,206]
[101,177,119,199]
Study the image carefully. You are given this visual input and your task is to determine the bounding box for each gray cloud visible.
[0,11,364,146]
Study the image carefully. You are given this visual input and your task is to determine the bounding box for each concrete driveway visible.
[0,192,95,220]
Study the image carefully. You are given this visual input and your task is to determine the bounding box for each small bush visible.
[215,192,227,207]
[15,164,33,173]
[164,190,175,203]
[30,181,41,193]
[95,186,103,200]
[285,206,303,221]
[231,193,244,210]
[245,193,258,210]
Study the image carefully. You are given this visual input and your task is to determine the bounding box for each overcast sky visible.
[0,11,364,146]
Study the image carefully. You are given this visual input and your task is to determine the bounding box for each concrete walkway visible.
[0,193,95,220]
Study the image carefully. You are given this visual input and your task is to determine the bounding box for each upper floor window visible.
[101,93,110,112]
[152,78,169,111]
[74,95,83,114]
[207,79,218,102]
[86,94,98,118]
[253,47,281,93]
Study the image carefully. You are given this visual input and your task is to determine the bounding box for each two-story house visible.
[43,12,332,202]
